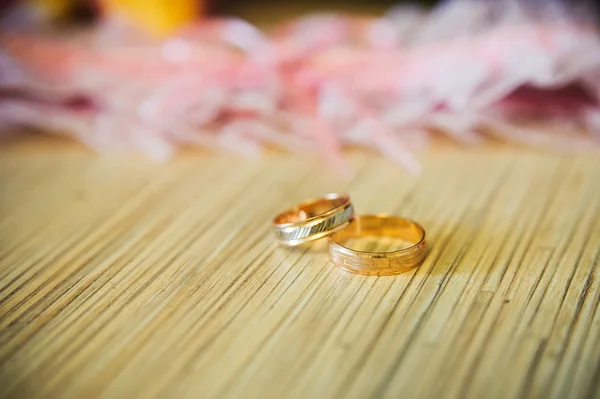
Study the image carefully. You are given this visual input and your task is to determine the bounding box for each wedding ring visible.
[329,215,427,276]
[273,193,355,246]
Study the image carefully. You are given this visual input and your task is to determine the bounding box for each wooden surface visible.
[1,137,600,399]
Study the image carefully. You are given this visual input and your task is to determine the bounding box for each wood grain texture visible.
[1,137,600,399]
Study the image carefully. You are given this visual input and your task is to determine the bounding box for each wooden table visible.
[1,137,599,399]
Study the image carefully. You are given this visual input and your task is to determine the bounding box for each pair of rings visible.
[272,193,427,276]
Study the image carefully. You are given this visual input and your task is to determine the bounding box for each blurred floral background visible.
[1,0,599,173]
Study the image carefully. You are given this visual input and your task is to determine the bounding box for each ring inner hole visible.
[342,236,412,252]
[276,197,346,224]
[336,218,422,253]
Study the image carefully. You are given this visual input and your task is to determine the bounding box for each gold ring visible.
[329,215,427,276]
[272,193,355,246]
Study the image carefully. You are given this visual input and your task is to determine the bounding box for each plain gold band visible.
[329,215,427,276]
[272,193,355,246]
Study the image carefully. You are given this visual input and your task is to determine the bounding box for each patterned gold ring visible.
[329,215,427,276]
[272,193,355,246]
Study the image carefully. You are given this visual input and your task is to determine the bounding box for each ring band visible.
[329,215,427,276]
[272,193,355,246]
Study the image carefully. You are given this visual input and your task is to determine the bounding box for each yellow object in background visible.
[25,0,77,20]
[100,0,201,36]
